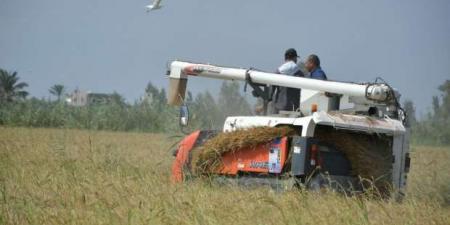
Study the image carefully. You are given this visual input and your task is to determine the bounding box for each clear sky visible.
[1,0,449,115]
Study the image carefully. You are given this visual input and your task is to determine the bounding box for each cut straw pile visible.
[192,126,296,175]
[314,127,393,194]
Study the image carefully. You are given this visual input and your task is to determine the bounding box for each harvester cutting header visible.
[167,58,410,198]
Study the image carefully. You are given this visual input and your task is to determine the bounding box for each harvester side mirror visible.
[179,105,189,126]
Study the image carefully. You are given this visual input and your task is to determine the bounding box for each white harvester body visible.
[167,60,410,197]
[223,112,409,192]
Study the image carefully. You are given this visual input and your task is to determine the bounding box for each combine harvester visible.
[167,60,411,197]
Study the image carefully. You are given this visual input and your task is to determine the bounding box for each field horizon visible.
[1,127,449,225]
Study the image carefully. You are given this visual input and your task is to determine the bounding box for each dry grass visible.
[0,127,449,225]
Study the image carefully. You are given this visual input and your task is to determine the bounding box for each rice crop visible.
[0,127,449,225]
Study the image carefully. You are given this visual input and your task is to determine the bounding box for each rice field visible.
[0,127,449,225]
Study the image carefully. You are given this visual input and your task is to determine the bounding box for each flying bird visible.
[146,0,163,12]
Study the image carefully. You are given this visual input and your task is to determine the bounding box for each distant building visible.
[66,89,114,106]
[66,89,87,106]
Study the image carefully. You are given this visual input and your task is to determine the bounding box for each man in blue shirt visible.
[305,54,327,80]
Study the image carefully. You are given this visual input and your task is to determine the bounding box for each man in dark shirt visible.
[305,54,327,80]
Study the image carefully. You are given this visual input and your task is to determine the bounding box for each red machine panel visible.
[172,132,289,183]
[171,131,201,183]
[219,137,288,175]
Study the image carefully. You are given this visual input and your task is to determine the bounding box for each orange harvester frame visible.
[171,132,288,183]
[171,131,201,183]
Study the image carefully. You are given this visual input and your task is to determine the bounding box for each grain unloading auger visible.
[167,60,410,198]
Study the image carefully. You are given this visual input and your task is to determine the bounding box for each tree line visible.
[405,80,450,145]
[0,68,449,145]
[0,69,252,133]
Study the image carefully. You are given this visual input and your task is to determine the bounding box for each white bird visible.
[146,0,163,12]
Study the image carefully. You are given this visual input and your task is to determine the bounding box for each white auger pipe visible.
[168,61,389,105]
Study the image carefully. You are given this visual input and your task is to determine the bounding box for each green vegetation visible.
[0,69,28,103]
[0,127,449,225]
[407,80,450,146]
[48,84,66,101]
[0,80,252,133]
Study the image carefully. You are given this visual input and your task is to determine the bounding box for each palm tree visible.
[0,69,29,102]
[49,84,66,101]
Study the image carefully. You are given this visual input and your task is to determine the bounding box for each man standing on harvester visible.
[305,54,327,80]
[272,50,329,113]
[272,48,305,113]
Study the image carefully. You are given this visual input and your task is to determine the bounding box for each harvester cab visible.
[167,60,411,198]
